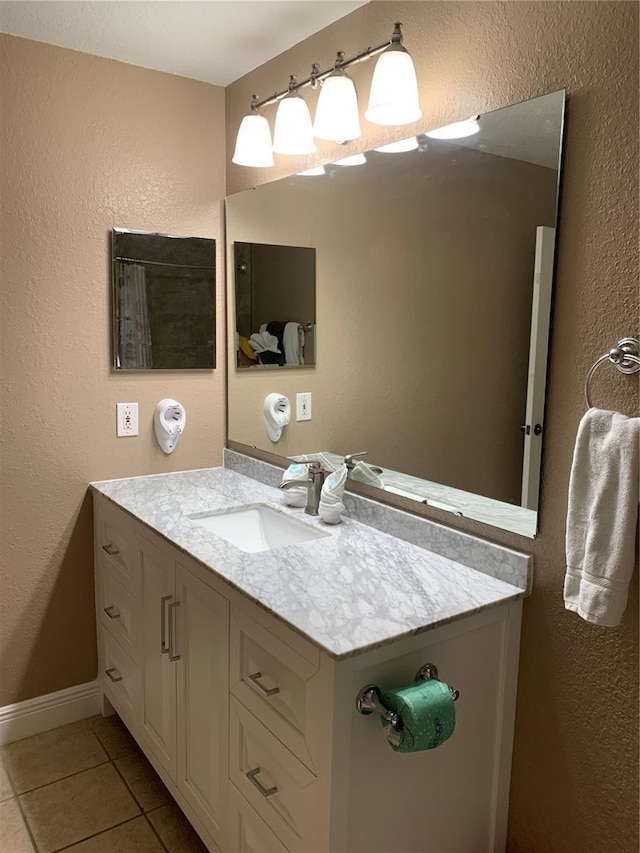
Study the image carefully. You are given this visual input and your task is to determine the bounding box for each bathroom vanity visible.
[91,464,527,853]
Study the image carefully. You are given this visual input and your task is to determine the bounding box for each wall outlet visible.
[296,392,312,422]
[117,402,139,437]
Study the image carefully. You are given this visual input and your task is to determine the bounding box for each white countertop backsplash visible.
[91,460,530,660]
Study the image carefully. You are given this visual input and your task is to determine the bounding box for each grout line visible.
[53,813,143,852]
[2,753,43,852]
[13,755,111,798]
[111,750,159,815]
[11,793,40,853]
[144,810,171,853]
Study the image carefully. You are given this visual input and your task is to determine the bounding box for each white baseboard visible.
[0,680,101,745]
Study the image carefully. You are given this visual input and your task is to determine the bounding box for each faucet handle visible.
[308,460,323,474]
[344,451,367,470]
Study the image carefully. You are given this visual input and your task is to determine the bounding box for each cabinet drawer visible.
[100,627,140,731]
[230,610,318,768]
[230,698,317,853]
[97,567,140,661]
[95,500,140,596]
[229,784,290,853]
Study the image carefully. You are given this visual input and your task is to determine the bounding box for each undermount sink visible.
[188,504,330,553]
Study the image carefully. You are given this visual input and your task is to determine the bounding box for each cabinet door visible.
[176,562,230,848]
[138,534,177,779]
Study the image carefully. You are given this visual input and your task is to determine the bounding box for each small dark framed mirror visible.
[234,241,316,369]
[112,228,216,370]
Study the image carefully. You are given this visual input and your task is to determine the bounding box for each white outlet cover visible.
[117,402,139,437]
[296,392,312,421]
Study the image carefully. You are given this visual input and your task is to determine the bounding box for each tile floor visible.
[0,715,208,853]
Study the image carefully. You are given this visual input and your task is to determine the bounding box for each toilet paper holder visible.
[355,663,459,745]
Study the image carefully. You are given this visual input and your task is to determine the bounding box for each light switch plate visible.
[296,392,312,421]
[117,402,139,437]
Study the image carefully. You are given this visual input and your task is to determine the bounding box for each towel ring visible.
[584,337,640,408]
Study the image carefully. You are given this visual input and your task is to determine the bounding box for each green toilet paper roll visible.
[380,678,456,752]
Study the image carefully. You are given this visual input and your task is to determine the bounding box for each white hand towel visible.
[280,463,309,507]
[319,465,348,524]
[564,408,640,627]
[283,322,304,365]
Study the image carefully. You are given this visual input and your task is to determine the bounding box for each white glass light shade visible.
[332,153,366,166]
[425,118,480,140]
[232,113,274,167]
[365,46,422,126]
[297,165,326,176]
[375,136,419,153]
[273,94,317,155]
[313,72,362,142]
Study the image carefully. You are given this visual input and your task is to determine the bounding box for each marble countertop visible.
[91,467,525,660]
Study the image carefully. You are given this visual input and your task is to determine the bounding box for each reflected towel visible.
[283,322,304,365]
[249,331,280,355]
[563,408,640,627]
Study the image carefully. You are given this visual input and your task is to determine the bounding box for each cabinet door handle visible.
[160,595,172,655]
[103,605,121,620]
[105,667,123,683]
[102,543,120,557]
[168,601,181,662]
[248,671,280,697]
[246,767,278,798]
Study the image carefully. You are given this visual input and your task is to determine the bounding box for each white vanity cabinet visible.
[95,497,229,851]
[93,493,522,853]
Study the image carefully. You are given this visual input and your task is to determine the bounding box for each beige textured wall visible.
[0,36,225,705]
[225,3,639,851]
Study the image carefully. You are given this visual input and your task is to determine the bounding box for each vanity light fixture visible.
[232,103,274,167]
[365,24,422,126]
[425,116,480,140]
[313,54,361,143]
[232,23,421,168]
[374,136,419,153]
[273,77,317,155]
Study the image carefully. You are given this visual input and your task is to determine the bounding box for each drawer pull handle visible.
[248,671,280,698]
[103,605,121,620]
[160,595,172,655]
[168,600,181,662]
[246,767,278,798]
[105,667,123,683]
[102,543,120,557]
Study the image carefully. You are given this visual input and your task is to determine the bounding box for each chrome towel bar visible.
[585,337,640,408]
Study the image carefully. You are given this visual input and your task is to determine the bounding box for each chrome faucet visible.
[344,451,367,473]
[279,461,325,516]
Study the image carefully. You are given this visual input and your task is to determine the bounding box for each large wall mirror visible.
[112,229,216,370]
[226,90,566,537]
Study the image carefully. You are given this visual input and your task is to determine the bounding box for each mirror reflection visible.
[234,241,316,368]
[112,229,216,370]
[226,91,566,537]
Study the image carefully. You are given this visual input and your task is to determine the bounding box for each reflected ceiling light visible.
[365,23,422,126]
[332,153,366,166]
[273,77,317,155]
[313,55,361,142]
[425,116,480,140]
[232,22,421,167]
[232,103,274,168]
[374,136,419,153]
[297,165,326,176]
